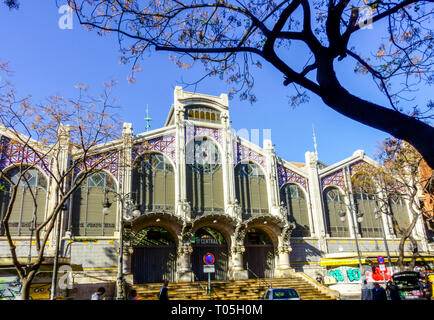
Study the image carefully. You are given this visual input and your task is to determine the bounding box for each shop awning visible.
[320,258,366,266]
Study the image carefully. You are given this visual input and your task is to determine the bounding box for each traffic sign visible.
[203,253,215,265]
[203,265,215,273]
[377,256,385,264]
[379,264,386,272]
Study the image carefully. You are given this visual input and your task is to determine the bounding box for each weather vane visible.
[144,104,152,131]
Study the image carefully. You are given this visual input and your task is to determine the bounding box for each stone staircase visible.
[129,275,338,300]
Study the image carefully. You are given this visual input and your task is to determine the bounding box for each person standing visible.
[130,289,139,300]
[315,273,324,285]
[159,280,169,301]
[361,280,373,300]
[91,287,106,300]
[372,282,387,300]
[386,280,401,300]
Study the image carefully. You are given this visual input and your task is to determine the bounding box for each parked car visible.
[391,271,430,300]
[262,288,301,300]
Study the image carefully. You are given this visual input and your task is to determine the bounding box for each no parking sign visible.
[203,253,215,265]
[377,256,385,264]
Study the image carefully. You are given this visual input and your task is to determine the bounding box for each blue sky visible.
[1,1,427,166]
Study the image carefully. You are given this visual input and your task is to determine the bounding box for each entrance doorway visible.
[243,228,275,278]
[131,226,177,283]
[192,227,229,281]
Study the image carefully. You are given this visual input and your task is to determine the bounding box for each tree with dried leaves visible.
[0,66,122,299]
[352,138,431,271]
[66,0,434,168]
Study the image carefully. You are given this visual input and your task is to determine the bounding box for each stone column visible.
[174,87,190,221]
[229,224,248,279]
[176,243,194,282]
[264,139,281,217]
[305,151,328,253]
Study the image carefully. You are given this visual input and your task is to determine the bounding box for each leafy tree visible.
[0,65,122,299]
[352,138,431,271]
[67,0,434,167]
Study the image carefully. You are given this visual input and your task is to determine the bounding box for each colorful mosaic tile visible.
[0,136,50,174]
[349,160,375,176]
[185,126,223,146]
[74,151,120,180]
[321,169,345,190]
[277,164,307,190]
[233,142,266,167]
[132,134,176,165]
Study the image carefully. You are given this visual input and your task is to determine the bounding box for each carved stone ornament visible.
[231,245,245,255]
[281,222,296,243]
[276,245,292,255]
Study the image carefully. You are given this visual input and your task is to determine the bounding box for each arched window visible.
[234,162,269,218]
[185,106,221,123]
[0,167,47,236]
[389,193,410,235]
[71,171,116,236]
[353,188,382,238]
[323,187,349,237]
[280,184,310,237]
[132,153,175,213]
[186,137,224,217]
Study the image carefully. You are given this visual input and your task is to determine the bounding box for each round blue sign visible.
[203,253,215,265]
[377,256,385,264]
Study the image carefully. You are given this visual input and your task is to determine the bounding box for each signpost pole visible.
[208,272,211,300]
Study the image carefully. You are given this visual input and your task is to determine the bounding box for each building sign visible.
[195,238,218,245]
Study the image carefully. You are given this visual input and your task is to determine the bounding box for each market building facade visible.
[0,87,433,299]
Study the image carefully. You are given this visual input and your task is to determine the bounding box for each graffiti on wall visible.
[0,276,51,300]
[327,266,362,284]
[365,265,392,282]
[0,276,22,300]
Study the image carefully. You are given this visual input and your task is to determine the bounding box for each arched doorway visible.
[243,228,275,278]
[131,226,177,283]
[192,227,229,281]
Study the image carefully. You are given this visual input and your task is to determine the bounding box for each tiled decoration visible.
[234,142,266,168]
[133,134,176,165]
[0,136,50,174]
[185,126,223,146]
[321,169,345,190]
[74,151,120,180]
[277,164,307,190]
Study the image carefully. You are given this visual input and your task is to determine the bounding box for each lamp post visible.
[375,207,393,273]
[339,209,364,271]
[102,191,141,300]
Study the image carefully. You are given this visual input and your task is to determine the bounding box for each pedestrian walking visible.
[91,287,106,300]
[386,280,401,300]
[361,280,373,300]
[372,282,387,300]
[159,279,169,301]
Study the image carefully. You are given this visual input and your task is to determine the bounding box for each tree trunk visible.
[316,60,434,168]
[20,278,31,300]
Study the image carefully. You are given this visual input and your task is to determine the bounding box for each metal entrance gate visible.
[132,245,177,284]
[192,244,229,281]
[244,244,275,278]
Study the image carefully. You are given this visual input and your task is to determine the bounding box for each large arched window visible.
[389,193,410,235]
[0,167,47,236]
[280,184,310,237]
[353,188,382,238]
[71,171,116,236]
[323,187,349,237]
[186,137,224,217]
[234,162,269,218]
[132,153,175,213]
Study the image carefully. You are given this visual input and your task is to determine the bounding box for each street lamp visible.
[339,209,364,271]
[102,191,141,300]
[375,207,393,273]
